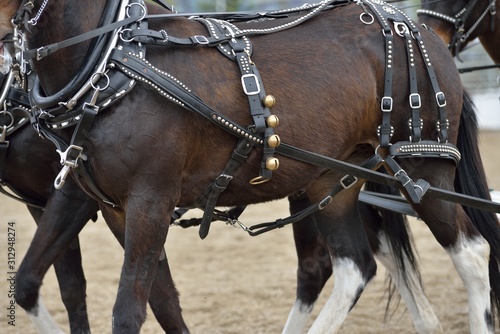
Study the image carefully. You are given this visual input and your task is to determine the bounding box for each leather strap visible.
[401,25,422,142]
[24,16,141,61]
[198,139,255,239]
[383,155,430,203]
[243,154,382,236]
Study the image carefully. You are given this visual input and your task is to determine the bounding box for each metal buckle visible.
[381,96,393,112]
[435,92,446,107]
[36,46,48,61]
[318,195,333,210]
[409,93,421,109]
[340,175,358,189]
[241,74,261,95]
[193,35,209,44]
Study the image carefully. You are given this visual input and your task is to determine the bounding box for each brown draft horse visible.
[0,45,433,333]
[418,0,500,63]
[0,62,434,333]
[2,0,500,332]
[0,13,435,333]
[0,69,438,333]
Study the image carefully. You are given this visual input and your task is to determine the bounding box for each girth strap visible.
[197,139,255,239]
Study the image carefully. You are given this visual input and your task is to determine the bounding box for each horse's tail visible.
[454,90,500,320]
[363,179,422,316]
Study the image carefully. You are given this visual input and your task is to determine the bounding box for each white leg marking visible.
[375,231,442,334]
[27,296,66,334]
[282,299,315,334]
[308,258,365,334]
[447,234,492,334]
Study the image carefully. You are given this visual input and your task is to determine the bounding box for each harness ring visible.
[360,12,374,25]
[126,3,147,21]
[90,72,110,91]
[0,109,14,128]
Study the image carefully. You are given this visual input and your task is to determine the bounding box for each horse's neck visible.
[31,0,107,93]
[478,4,500,63]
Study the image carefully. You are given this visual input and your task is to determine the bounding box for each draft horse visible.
[0,67,440,333]
[0,51,437,334]
[3,0,500,332]
[0,14,440,333]
[417,0,500,63]
[0,39,437,333]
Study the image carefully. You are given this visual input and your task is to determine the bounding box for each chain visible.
[28,0,49,26]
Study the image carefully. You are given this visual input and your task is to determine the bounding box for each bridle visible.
[417,0,497,59]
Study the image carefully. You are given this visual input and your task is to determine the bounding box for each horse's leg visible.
[361,183,442,333]
[400,157,496,333]
[111,205,169,333]
[28,207,91,334]
[107,195,173,333]
[411,194,492,333]
[101,206,189,333]
[16,185,98,334]
[283,192,332,334]
[304,177,377,333]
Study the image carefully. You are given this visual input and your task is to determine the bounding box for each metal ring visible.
[90,72,110,91]
[360,12,374,25]
[0,110,14,128]
[119,28,134,43]
[126,3,147,21]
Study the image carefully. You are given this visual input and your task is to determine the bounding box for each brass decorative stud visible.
[266,157,280,171]
[267,135,281,148]
[266,115,280,128]
[263,95,276,108]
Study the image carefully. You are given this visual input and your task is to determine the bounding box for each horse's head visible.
[417,0,497,57]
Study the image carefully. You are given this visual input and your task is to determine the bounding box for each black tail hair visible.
[363,178,421,318]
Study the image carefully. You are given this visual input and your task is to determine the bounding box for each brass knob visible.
[267,135,281,148]
[266,157,280,171]
[266,115,280,128]
[263,95,276,108]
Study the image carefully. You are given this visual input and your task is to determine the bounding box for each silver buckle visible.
[193,35,209,44]
[435,92,446,107]
[381,96,393,112]
[241,74,261,95]
[409,93,421,109]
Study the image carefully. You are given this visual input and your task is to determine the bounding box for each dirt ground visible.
[1,130,500,334]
